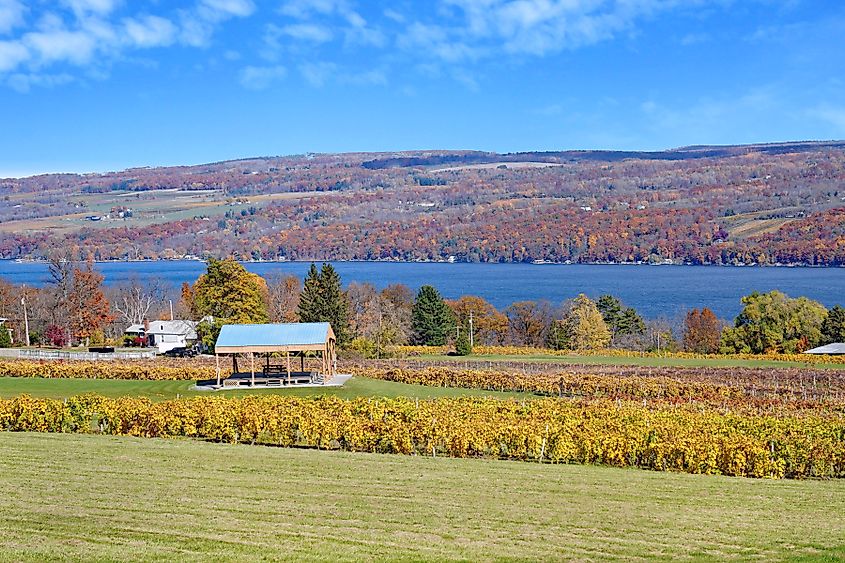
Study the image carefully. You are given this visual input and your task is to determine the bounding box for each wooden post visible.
[215,353,221,386]
[300,353,304,373]
[248,352,255,387]
[286,349,291,385]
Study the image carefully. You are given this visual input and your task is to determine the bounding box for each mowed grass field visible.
[0,376,529,401]
[1,432,844,561]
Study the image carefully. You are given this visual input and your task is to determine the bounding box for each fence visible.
[15,349,157,361]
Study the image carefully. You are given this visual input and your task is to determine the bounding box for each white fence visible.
[13,349,157,361]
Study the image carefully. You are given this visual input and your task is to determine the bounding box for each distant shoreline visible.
[3,258,842,269]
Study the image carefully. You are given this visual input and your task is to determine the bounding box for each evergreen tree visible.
[596,295,622,332]
[618,307,646,336]
[296,263,351,346]
[821,305,845,344]
[319,264,351,345]
[597,294,645,338]
[411,285,454,345]
[546,319,568,350]
[297,263,322,323]
[0,325,11,348]
[455,325,472,355]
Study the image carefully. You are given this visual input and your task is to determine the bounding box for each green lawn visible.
[0,376,529,401]
[1,432,843,561]
[419,352,845,369]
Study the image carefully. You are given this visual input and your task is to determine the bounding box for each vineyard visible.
[2,394,844,478]
[2,355,845,479]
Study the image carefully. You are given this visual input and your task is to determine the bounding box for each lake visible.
[1,260,843,320]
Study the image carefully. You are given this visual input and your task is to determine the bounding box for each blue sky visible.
[1,0,844,177]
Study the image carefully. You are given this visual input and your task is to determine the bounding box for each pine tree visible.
[821,305,845,344]
[455,325,472,355]
[297,263,323,323]
[411,285,454,345]
[0,326,11,348]
[296,263,351,346]
[319,264,351,345]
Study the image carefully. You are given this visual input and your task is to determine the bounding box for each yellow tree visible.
[192,258,269,324]
[549,294,611,350]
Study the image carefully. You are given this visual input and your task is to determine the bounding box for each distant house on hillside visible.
[805,343,845,355]
[125,319,199,353]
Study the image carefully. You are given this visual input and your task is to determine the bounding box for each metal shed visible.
[804,343,845,355]
[213,322,337,387]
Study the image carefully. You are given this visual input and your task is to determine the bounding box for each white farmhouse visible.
[125,319,199,353]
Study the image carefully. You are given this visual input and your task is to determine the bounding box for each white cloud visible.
[181,0,256,46]
[123,15,177,48]
[8,71,72,92]
[239,64,286,89]
[0,39,26,71]
[281,23,333,43]
[61,0,121,17]
[0,0,25,34]
[23,28,99,65]
[0,1,256,86]
[300,61,336,86]
[200,0,255,19]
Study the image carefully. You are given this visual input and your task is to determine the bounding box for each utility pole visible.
[169,300,174,321]
[468,311,474,348]
[21,294,30,347]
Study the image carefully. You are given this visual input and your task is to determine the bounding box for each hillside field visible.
[1,432,844,561]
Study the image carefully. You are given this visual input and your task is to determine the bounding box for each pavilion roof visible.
[215,322,334,353]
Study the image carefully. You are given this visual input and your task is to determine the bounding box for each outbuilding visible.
[804,343,845,355]
[213,322,337,387]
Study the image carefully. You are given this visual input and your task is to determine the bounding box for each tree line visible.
[1,256,843,355]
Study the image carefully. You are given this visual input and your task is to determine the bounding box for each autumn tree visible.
[720,291,827,353]
[506,301,552,347]
[411,285,454,346]
[448,295,508,345]
[192,258,269,324]
[267,273,301,323]
[683,308,722,353]
[69,261,114,345]
[547,294,611,350]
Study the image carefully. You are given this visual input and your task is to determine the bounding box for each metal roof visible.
[215,322,333,351]
[804,343,845,355]
[126,320,197,337]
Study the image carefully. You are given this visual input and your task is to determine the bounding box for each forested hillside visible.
[2,141,844,265]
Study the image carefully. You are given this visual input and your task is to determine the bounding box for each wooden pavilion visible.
[213,322,337,387]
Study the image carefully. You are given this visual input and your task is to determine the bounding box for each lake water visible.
[1,260,843,320]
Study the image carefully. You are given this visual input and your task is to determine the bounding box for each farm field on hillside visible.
[1,432,843,561]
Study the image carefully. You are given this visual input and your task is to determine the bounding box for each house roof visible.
[804,343,845,355]
[215,322,334,353]
[125,320,197,337]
